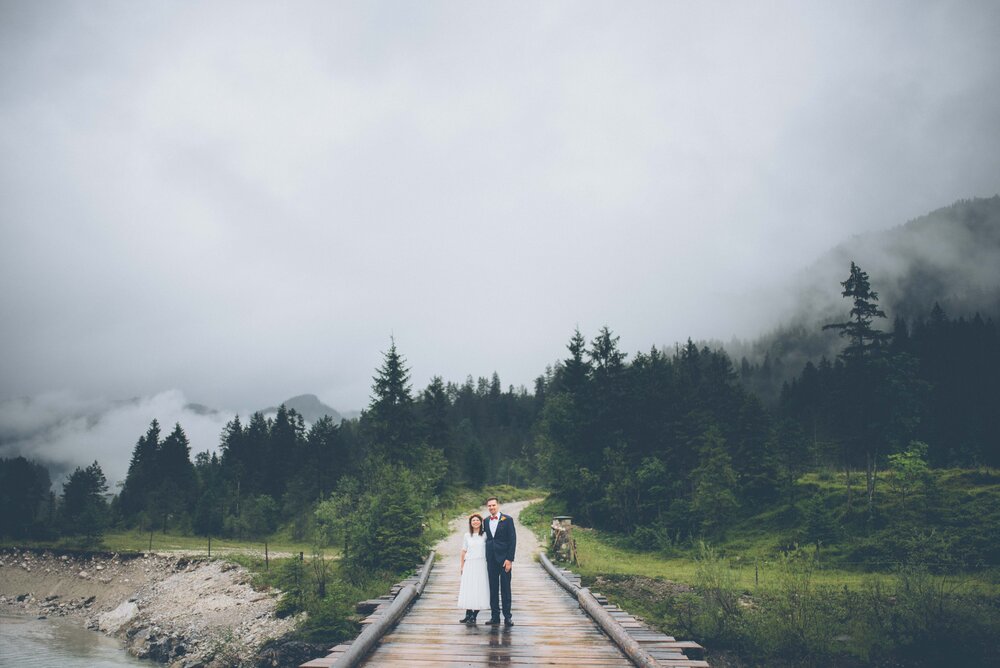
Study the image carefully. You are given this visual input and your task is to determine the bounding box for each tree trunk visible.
[844,465,853,511]
[866,450,878,519]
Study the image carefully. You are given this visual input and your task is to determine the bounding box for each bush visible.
[316,458,430,580]
[652,555,1000,667]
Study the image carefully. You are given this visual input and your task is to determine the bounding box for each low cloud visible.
[0,390,237,490]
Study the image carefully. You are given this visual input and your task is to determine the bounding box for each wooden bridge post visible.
[551,515,575,563]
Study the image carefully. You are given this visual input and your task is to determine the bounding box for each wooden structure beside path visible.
[302,500,707,667]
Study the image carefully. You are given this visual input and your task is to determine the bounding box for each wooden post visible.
[208,536,211,558]
[552,516,574,562]
[148,530,153,552]
[265,542,269,571]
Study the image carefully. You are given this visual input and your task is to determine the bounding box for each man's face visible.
[487,500,499,517]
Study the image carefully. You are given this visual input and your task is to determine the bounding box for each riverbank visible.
[0,548,303,667]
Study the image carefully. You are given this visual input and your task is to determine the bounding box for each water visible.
[0,612,148,667]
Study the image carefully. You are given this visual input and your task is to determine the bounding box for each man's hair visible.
[486,496,499,504]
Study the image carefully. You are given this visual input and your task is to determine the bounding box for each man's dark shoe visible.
[486,617,501,625]
[504,617,513,627]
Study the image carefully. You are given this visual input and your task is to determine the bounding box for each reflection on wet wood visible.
[302,501,707,668]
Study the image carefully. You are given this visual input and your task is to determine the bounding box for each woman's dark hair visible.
[468,513,485,535]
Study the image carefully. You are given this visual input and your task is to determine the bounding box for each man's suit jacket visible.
[484,512,517,564]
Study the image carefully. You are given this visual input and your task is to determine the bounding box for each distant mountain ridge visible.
[261,394,343,423]
[726,195,1000,401]
[791,195,1000,326]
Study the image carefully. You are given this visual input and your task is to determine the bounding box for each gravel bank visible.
[0,548,302,667]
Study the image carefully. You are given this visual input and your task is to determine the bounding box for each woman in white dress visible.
[458,513,490,624]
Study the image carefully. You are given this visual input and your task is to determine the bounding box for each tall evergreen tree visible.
[558,327,591,397]
[0,457,52,538]
[367,338,416,460]
[119,420,161,520]
[153,423,198,527]
[690,426,739,538]
[61,461,109,542]
[823,261,890,361]
[824,262,891,516]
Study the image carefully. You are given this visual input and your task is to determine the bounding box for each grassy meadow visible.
[521,469,1000,667]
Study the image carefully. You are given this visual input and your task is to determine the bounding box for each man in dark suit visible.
[483,496,516,626]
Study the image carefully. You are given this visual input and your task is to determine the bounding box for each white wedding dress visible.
[457,532,490,609]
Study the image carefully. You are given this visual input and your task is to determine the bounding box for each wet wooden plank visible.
[358,501,637,667]
[300,500,708,668]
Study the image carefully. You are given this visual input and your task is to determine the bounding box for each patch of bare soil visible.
[0,548,299,667]
[587,573,693,609]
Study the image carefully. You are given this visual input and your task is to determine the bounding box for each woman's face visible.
[471,516,482,530]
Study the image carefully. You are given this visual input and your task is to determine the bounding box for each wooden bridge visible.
[303,501,706,667]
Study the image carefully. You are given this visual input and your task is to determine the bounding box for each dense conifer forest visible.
[3,200,1000,665]
[4,257,998,567]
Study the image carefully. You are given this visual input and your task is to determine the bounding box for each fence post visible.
[208,536,211,558]
[265,541,269,571]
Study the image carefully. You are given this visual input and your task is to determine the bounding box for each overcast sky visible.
[3,0,1000,426]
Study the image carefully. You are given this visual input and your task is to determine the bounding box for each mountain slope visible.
[261,394,343,423]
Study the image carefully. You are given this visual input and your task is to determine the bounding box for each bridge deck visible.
[363,500,635,666]
[307,500,705,667]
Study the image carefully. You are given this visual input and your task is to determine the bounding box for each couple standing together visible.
[457,496,516,627]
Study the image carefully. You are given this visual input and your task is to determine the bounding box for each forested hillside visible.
[734,196,1000,403]
[3,199,1000,579]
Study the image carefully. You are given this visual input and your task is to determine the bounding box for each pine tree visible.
[824,262,892,517]
[559,328,591,397]
[269,405,305,499]
[61,461,109,543]
[421,376,452,459]
[368,338,416,461]
[0,457,52,538]
[154,423,198,526]
[119,420,161,521]
[690,426,739,539]
[823,261,890,361]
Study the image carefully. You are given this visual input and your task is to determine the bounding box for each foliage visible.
[534,326,781,538]
[591,538,1000,667]
[315,457,432,579]
[690,427,740,538]
[0,457,54,539]
[60,461,109,544]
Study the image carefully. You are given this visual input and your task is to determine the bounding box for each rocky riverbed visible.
[0,548,312,667]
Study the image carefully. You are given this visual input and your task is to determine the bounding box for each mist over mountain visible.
[728,195,1000,399]
[794,196,1000,324]
[3,197,997,487]
[0,391,233,489]
[261,394,344,424]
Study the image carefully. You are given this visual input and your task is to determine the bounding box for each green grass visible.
[520,489,1000,594]
[522,491,1000,667]
[423,484,549,543]
[0,530,321,558]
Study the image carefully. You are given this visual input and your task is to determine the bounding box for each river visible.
[0,612,148,667]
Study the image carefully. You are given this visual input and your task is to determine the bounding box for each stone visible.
[99,600,140,633]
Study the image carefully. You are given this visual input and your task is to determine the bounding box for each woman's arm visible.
[460,548,467,572]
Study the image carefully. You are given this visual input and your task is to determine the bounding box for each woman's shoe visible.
[467,611,479,625]
[459,610,473,623]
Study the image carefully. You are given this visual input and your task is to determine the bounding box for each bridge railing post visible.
[550,515,575,563]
